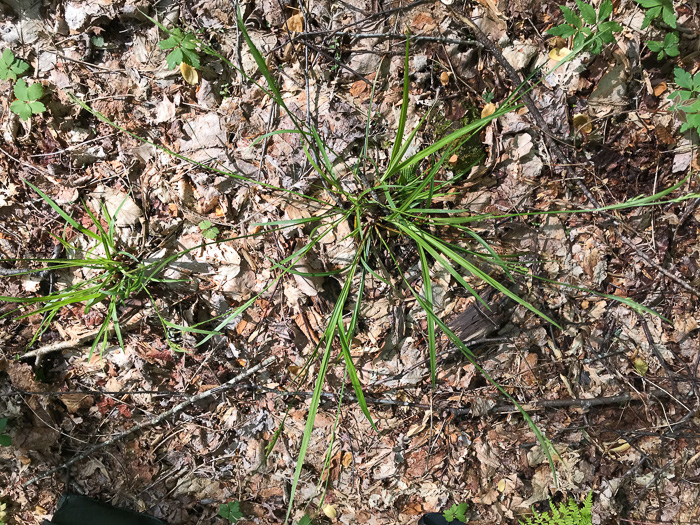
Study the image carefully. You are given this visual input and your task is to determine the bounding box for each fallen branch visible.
[22,356,276,488]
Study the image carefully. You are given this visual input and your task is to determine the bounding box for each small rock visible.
[502,43,538,71]
[413,54,429,72]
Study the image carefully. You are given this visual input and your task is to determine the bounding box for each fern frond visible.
[519,492,593,525]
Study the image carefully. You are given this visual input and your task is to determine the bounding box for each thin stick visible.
[487,388,682,415]
[21,310,150,363]
[22,356,276,488]
[295,31,482,48]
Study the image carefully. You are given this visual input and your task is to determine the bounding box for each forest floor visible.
[0,0,700,524]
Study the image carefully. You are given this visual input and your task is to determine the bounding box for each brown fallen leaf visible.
[350,80,367,98]
[410,13,436,31]
[653,81,667,96]
[61,394,95,414]
[285,13,304,32]
[520,352,538,385]
[656,124,675,145]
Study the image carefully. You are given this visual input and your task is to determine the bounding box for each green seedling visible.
[159,27,200,69]
[328,37,342,72]
[219,82,232,97]
[0,418,11,447]
[140,12,202,83]
[0,501,7,525]
[218,501,243,523]
[90,36,116,50]
[519,492,593,525]
[143,13,200,70]
[0,49,29,81]
[198,220,219,240]
[10,79,45,121]
[669,67,700,137]
[635,0,677,29]
[547,0,622,55]
[443,502,468,523]
[646,31,679,59]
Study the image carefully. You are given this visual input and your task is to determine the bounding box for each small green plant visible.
[443,502,468,523]
[646,31,679,59]
[328,37,342,72]
[219,81,232,97]
[668,67,700,137]
[141,13,203,83]
[547,0,622,54]
[0,501,7,525]
[198,220,219,240]
[218,501,243,523]
[0,182,200,355]
[519,492,593,525]
[297,515,311,525]
[90,35,115,50]
[635,0,677,29]
[0,49,29,81]
[158,27,200,69]
[0,418,11,447]
[10,79,45,121]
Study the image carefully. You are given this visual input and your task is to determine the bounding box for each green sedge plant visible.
[0,181,209,356]
[215,13,676,523]
[222,14,700,522]
[59,11,698,524]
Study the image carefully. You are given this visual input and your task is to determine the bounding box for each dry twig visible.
[22,356,275,488]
